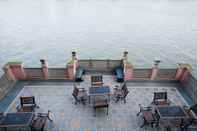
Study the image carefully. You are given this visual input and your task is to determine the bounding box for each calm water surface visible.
[0,0,197,76]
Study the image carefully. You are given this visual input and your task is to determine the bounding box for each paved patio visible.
[4,75,189,131]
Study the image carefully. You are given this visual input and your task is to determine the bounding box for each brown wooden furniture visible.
[17,96,38,112]
[113,82,129,103]
[152,92,170,105]
[72,85,87,105]
[156,105,189,131]
[184,104,197,125]
[93,96,109,116]
[91,75,103,87]
[0,112,34,130]
[137,104,159,128]
[30,111,53,131]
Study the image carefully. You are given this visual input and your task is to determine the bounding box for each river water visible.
[0,0,197,76]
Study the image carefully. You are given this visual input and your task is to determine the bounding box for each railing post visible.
[175,63,184,80]
[4,61,26,80]
[150,60,161,80]
[123,51,133,81]
[67,51,77,80]
[178,63,191,83]
[40,59,49,79]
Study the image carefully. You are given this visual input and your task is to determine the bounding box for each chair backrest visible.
[20,96,36,107]
[153,92,167,101]
[122,83,129,98]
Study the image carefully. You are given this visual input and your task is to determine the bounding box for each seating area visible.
[0,74,197,131]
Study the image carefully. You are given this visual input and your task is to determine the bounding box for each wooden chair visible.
[72,84,87,105]
[113,82,129,103]
[17,96,38,112]
[93,96,109,116]
[152,92,170,105]
[184,104,197,125]
[137,104,160,128]
[30,110,53,131]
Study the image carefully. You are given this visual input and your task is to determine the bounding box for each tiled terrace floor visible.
[3,75,190,131]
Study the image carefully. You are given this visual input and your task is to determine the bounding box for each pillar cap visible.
[178,63,192,71]
[4,61,23,67]
[154,59,161,66]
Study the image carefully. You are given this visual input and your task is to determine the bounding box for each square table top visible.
[89,86,110,96]
[0,112,34,127]
[156,106,188,119]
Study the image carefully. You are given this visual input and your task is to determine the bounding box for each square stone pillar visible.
[150,60,161,80]
[67,51,78,80]
[5,61,26,80]
[122,51,133,81]
[176,63,192,83]
[40,59,49,79]
[124,63,133,81]
[67,63,75,80]
[3,65,16,81]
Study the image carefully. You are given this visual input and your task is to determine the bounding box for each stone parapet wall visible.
[0,74,16,100]
[48,68,68,79]
[133,69,152,79]
[78,59,122,72]
[24,68,43,79]
[156,69,177,80]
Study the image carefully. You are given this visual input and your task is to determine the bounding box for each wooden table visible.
[156,106,188,131]
[0,112,34,131]
[89,86,111,104]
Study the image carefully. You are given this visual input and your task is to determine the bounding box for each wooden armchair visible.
[30,110,53,131]
[152,92,170,105]
[72,85,87,105]
[137,104,160,128]
[113,82,129,103]
[93,96,109,116]
[17,96,38,112]
[184,104,197,125]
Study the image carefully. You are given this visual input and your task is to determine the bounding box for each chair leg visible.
[140,117,146,128]
[115,97,120,103]
[137,110,141,116]
[106,106,108,115]
[124,98,126,103]
[94,108,96,117]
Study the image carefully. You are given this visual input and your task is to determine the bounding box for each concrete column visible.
[7,62,26,80]
[175,63,184,80]
[124,64,133,81]
[150,60,161,80]
[3,65,16,81]
[40,59,49,79]
[179,64,191,83]
[67,51,78,80]
[67,64,75,80]
[123,51,133,81]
